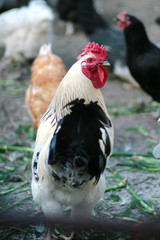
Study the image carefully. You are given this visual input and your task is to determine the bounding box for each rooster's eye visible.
[88,58,93,63]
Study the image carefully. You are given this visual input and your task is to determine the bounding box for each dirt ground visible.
[0,0,160,239]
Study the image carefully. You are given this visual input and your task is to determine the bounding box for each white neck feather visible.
[48,58,108,118]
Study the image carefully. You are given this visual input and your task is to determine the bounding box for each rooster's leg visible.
[42,200,63,240]
[43,226,55,240]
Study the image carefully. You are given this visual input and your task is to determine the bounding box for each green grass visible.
[0,79,28,96]
[107,100,159,116]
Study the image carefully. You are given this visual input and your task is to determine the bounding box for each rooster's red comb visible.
[77,42,107,61]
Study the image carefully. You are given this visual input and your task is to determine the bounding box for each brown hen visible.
[26,44,67,129]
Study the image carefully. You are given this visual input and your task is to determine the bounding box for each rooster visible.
[31,42,114,239]
[25,44,67,129]
[116,11,160,102]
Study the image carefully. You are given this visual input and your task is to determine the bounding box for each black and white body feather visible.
[47,99,111,188]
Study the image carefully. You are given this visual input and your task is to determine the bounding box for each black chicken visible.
[56,0,107,35]
[117,11,160,102]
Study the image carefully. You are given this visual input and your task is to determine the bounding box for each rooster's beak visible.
[102,60,110,66]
